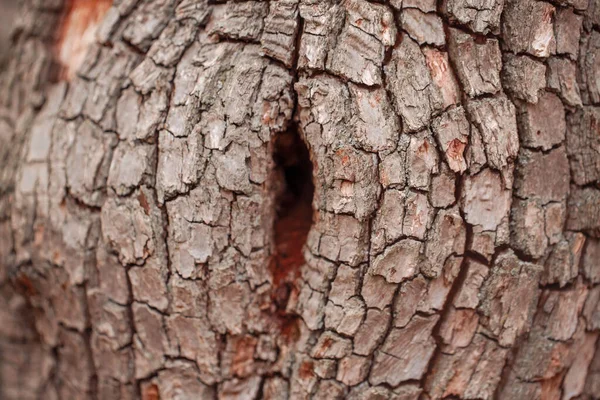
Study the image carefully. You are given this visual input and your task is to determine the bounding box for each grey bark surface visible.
[1,0,600,399]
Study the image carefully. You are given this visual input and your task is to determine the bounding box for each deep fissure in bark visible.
[270,124,314,319]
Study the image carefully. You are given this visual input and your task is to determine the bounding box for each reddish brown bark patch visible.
[15,273,37,297]
[446,138,466,164]
[55,0,112,80]
[141,383,160,400]
[137,191,151,215]
[278,314,301,342]
[298,360,316,380]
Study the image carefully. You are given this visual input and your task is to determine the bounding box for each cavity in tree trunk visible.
[1,0,600,399]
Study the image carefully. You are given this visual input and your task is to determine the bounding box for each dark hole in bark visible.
[270,125,314,311]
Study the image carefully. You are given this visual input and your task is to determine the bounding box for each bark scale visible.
[0,0,600,399]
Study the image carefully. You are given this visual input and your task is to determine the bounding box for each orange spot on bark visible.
[298,360,315,380]
[55,0,113,80]
[311,336,333,358]
[142,384,160,400]
[446,138,466,161]
[425,51,447,76]
[321,336,333,349]
[336,149,351,166]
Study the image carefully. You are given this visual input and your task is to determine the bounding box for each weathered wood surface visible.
[0,0,599,399]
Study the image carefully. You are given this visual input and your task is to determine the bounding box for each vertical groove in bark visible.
[270,124,314,340]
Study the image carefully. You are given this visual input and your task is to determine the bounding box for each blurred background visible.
[0,0,19,70]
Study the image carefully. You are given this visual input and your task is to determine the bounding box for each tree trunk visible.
[1,0,600,398]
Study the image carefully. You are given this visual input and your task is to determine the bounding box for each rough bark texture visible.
[1,0,600,399]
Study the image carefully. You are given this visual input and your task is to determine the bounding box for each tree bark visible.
[1,0,600,399]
